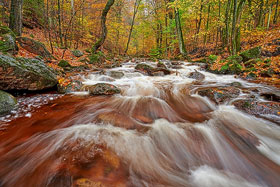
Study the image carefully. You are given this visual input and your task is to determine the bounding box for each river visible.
[0,60,280,187]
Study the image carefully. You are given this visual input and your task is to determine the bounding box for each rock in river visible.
[86,83,121,95]
[0,55,57,90]
[0,90,17,116]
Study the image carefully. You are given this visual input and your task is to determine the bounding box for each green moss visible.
[208,55,218,63]
[0,90,17,115]
[239,46,261,62]
[58,60,71,68]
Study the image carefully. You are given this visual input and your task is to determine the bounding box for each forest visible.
[0,0,280,186]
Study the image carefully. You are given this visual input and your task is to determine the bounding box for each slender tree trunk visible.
[267,4,272,30]
[273,0,279,24]
[92,0,115,53]
[223,0,231,49]
[256,0,264,27]
[195,0,204,42]
[231,0,238,55]
[125,0,141,54]
[57,0,63,47]
[9,0,23,36]
[204,4,210,45]
[174,8,189,58]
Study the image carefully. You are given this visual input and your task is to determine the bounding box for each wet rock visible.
[72,50,84,57]
[17,37,53,60]
[157,61,168,69]
[0,55,57,90]
[152,71,165,76]
[240,46,261,62]
[260,92,280,102]
[0,90,17,115]
[188,70,205,81]
[0,26,18,54]
[86,83,120,95]
[154,67,171,75]
[57,80,82,94]
[232,99,280,123]
[229,82,242,87]
[108,71,124,79]
[135,63,154,75]
[260,68,275,77]
[197,87,240,104]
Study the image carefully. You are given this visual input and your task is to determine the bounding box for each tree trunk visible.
[9,0,23,36]
[204,4,210,45]
[195,0,204,42]
[273,0,279,24]
[174,8,188,58]
[222,0,231,49]
[92,0,115,54]
[124,0,141,54]
[57,0,63,47]
[231,0,238,55]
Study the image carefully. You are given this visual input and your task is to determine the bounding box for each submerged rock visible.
[0,90,17,115]
[86,83,121,95]
[197,87,240,104]
[0,55,57,90]
[188,71,205,81]
[232,99,280,123]
[108,71,124,79]
[17,37,53,60]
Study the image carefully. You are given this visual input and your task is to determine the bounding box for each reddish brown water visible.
[0,61,280,187]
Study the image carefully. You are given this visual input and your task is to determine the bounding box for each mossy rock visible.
[135,63,154,75]
[0,90,17,116]
[240,47,261,62]
[227,55,243,63]
[17,37,53,60]
[58,80,82,94]
[89,51,105,64]
[72,50,84,57]
[58,60,71,68]
[0,55,57,90]
[0,26,18,54]
[86,83,121,95]
[108,71,124,79]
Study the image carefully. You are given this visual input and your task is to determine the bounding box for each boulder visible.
[86,83,121,95]
[58,80,82,94]
[157,61,168,69]
[0,55,57,90]
[135,63,154,75]
[108,71,124,79]
[240,46,261,62]
[0,26,18,54]
[72,50,84,57]
[198,87,240,104]
[188,71,205,81]
[0,90,17,115]
[232,99,280,124]
[17,37,53,60]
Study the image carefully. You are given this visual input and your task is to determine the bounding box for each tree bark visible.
[9,0,23,36]
[174,8,188,58]
[92,0,115,54]
[273,0,279,24]
[124,0,141,54]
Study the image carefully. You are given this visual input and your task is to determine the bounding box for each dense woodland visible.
[1,0,279,57]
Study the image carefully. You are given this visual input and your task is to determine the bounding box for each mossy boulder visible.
[0,55,57,90]
[58,80,82,94]
[240,47,261,62]
[85,83,121,95]
[58,60,71,68]
[0,90,17,116]
[198,87,240,104]
[135,63,154,75]
[72,50,84,57]
[0,26,18,54]
[17,37,53,60]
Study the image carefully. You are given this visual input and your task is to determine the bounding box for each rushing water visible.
[0,60,280,187]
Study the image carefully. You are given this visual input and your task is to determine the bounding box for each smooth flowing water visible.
[0,60,280,187]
